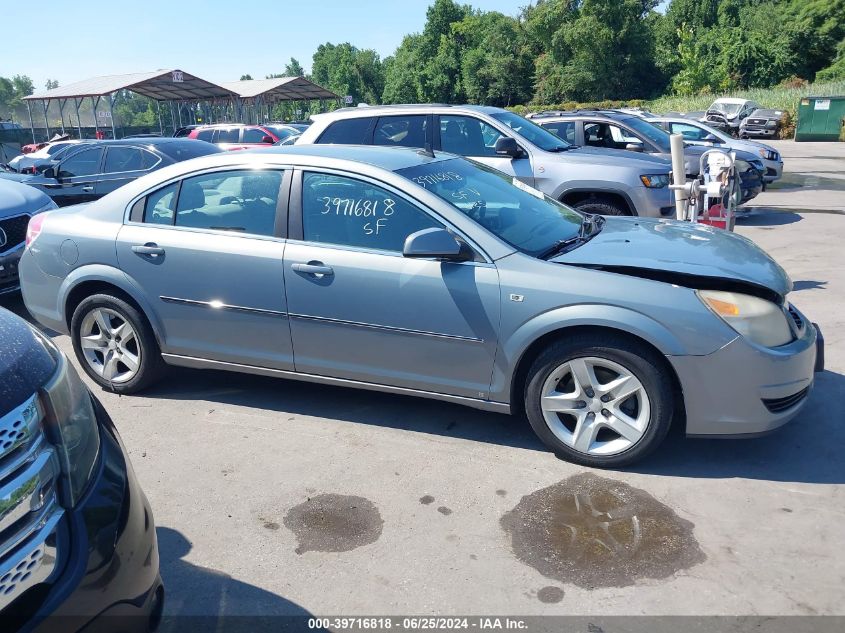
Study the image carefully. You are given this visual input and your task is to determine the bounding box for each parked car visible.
[173,124,201,138]
[298,105,677,217]
[186,124,282,150]
[20,146,822,467]
[740,108,787,139]
[0,138,221,207]
[531,109,766,204]
[20,141,49,155]
[651,116,783,185]
[0,307,163,631]
[0,179,56,296]
[275,134,301,146]
[264,123,309,143]
[704,98,761,137]
[8,140,88,174]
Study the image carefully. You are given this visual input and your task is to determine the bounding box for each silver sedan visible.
[19,146,821,467]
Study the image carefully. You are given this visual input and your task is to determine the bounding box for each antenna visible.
[418,141,435,158]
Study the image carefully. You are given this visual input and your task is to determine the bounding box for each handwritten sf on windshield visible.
[321,196,396,235]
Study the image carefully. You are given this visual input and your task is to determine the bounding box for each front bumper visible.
[762,159,783,183]
[0,245,24,295]
[669,314,820,437]
[9,397,162,633]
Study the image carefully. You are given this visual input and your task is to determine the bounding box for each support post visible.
[73,98,83,138]
[92,96,100,138]
[26,101,36,143]
[157,101,164,136]
[109,94,117,139]
[58,99,66,134]
[42,100,50,139]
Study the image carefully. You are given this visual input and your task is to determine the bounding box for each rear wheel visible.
[570,196,628,216]
[71,293,166,394]
[523,333,674,467]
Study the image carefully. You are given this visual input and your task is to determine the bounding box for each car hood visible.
[554,145,671,169]
[0,171,34,184]
[552,217,791,299]
[0,178,52,217]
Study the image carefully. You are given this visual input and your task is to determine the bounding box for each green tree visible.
[240,74,253,81]
[45,79,59,90]
[311,42,384,104]
[382,35,424,103]
[284,58,305,77]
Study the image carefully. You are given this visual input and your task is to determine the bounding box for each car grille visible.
[747,118,768,126]
[766,167,778,177]
[762,387,810,414]
[0,214,30,253]
[0,394,64,611]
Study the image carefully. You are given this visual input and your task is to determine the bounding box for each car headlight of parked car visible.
[758,148,778,161]
[40,351,101,507]
[640,173,670,188]
[698,290,793,348]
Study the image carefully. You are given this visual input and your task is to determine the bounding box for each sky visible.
[1,0,529,91]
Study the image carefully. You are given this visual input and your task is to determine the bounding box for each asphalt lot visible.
[2,140,843,619]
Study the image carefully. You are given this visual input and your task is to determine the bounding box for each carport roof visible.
[220,77,339,102]
[24,69,237,101]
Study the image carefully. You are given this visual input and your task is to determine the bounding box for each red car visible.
[186,124,280,150]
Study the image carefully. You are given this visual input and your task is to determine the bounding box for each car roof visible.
[249,144,454,170]
[311,104,505,121]
[529,109,635,121]
[712,98,751,105]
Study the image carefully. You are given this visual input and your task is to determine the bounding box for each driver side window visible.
[58,147,104,179]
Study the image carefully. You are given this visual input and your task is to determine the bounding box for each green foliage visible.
[240,74,253,81]
[0,74,35,120]
[284,58,305,78]
[312,42,384,104]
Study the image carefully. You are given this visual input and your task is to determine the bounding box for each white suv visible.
[297,105,676,217]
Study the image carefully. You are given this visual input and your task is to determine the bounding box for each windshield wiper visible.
[546,145,577,153]
[538,213,604,260]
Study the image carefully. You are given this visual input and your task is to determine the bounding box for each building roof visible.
[220,77,338,102]
[25,70,237,101]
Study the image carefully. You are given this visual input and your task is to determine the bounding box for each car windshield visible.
[266,126,297,140]
[397,158,582,257]
[621,116,672,151]
[710,102,743,116]
[490,111,572,151]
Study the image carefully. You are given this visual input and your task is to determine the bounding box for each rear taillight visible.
[26,213,48,248]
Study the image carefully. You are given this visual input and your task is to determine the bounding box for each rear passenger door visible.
[116,167,294,369]
[96,146,161,197]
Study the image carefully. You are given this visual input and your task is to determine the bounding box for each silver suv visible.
[297,105,676,218]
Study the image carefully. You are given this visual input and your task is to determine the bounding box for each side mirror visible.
[261,135,274,144]
[625,143,643,152]
[42,167,56,179]
[494,137,523,159]
[403,228,472,262]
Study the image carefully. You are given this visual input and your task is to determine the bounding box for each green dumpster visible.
[795,96,845,142]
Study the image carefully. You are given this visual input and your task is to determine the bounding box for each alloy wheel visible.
[540,356,650,456]
[78,308,142,384]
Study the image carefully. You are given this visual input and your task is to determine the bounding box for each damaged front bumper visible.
[669,311,821,438]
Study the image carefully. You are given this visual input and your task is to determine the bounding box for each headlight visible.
[758,148,777,161]
[640,173,670,188]
[40,353,101,507]
[698,290,793,348]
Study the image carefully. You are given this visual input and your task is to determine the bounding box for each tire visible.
[571,196,628,216]
[523,332,674,468]
[70,293,167,394]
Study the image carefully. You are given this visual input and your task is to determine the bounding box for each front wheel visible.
[571,196,628,216]
[71,293,166,394]
[523,333,674,467]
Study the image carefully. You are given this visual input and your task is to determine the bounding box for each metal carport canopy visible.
[220,77,339,102]
[24,69,237,102]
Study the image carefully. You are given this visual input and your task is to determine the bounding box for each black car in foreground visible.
[0,307,162,632]
[0,138,221,207]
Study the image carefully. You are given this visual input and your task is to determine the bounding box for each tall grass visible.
[647,79,845,115]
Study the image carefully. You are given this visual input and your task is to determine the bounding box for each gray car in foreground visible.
[20,146,821,467]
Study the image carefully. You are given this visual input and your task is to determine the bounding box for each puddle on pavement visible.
[537,586,565,603]
[500,473,705,588]
[283,494,383,555]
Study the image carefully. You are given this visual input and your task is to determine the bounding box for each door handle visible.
[82,185,94,192]
[131,243,165,257]
[292,262,334,276]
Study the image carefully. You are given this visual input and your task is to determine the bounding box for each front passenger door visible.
[437,115,534,185]
[48,147,104,206]
[96,146,159,197]
[284,170,501,400]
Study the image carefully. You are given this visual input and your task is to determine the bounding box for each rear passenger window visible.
[104,147,145,173]
[243,127,268,143]
[144,182,179,225]
[373,116,427,148]
[316,118,373,144]
[301,172,440,252]
[174,170,282,236]
[196,129,214,142]
[214,128,240,143]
